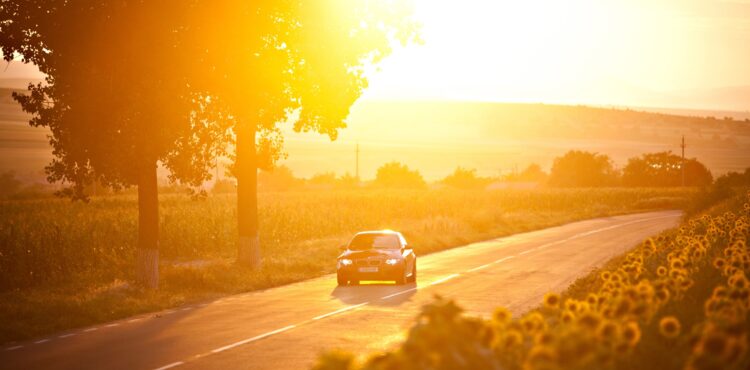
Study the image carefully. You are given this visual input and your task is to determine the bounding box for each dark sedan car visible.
[336,230,417,286]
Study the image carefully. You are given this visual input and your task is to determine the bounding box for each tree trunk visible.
[236,123,261,268]
[136,161,160,289]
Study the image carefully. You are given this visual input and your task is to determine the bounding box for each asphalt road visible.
[1,210,682,370]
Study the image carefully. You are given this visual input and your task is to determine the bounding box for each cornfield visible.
[0,188,692,292]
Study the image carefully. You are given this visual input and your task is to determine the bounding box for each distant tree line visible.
[199,149,715,193]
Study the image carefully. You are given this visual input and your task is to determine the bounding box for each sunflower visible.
[622,321,642,346]
[493,307,512,325]
[659,316,681,338]
[543,293,561,310]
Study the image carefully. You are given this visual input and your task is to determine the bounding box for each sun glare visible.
[363,0,750,108]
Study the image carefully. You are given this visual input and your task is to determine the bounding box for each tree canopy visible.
[622,151,712,187]
[442,167,490,189]
[375,161,426,189]
[548,150,618,187]
[0,1,229,197]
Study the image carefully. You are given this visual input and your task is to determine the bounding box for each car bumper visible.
[337,264,403,280]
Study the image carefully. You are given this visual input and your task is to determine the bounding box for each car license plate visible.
[358,267,378,273]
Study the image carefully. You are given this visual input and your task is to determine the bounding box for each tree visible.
[442,167,489,189]
[548,150,618,187]
[189,1,419,267]
[374,162,426,189]
[258,165,300,192]
[622,151,712,187]
[1,2,230,288]
[504,164,548,183]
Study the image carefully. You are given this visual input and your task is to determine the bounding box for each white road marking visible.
[5,345,23,351]
[430,274,460,286]
[84,328,98,332]
[569,215,677,239]
[153,361,185,370]
[467,263,493,272]
[382,287,418,299]
[128,318,143,323]
[210,325,296,354]
[519,249,534,255]
[496,256,515,263]
[34,339,50,344]
[312,302,369,321]
[181,307,193,311]
[529,215,679,252]
[105,323,119,328]
[58,334,75,339]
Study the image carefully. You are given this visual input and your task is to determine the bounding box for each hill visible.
[1,90,749,182]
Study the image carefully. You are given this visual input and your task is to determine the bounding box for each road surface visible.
[1,210,682,370]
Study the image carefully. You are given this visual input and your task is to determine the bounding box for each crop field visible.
[0,187,694,342]
[317,190,750,370]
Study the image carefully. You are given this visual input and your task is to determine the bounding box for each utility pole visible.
[681,135,686,187]
[355,143,360,181]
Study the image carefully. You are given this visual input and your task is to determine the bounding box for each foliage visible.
[308,172,360,190]
[549,150,618,187]
[374,162,426,189]
[0,188,695,342]
[0,1,229,196]
[258,165,302,192]
[211,179,236,194]
[314,190,750,370]
[503,164,549,183]
[442,167,491,189]
[622,151,712,187]
[688,169,750,216]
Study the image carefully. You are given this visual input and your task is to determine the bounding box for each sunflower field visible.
[314,190,750,370]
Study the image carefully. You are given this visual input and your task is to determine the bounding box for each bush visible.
[549,150,618,187]
[442,167,490,189]
[374,162,426,189]
[622,151,712,187]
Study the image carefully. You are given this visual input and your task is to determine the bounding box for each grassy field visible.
[0,187,695,343]
[314,189,750,370]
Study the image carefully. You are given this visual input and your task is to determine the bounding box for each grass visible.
[311,189,750,370]
[0,187,695,344]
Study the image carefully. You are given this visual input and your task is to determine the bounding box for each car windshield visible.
[348,234,401,250]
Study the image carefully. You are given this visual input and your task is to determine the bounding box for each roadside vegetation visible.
[0,187,693,343]
[311,175,750,370]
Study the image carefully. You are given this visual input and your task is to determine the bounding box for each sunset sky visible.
[2,0,749,181]
[2,0,749,110]
[360,0,750,110]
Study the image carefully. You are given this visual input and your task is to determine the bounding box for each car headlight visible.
[385,258,400,265]
[339,259,353,266]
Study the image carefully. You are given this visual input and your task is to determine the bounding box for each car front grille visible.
[355,259,381,266]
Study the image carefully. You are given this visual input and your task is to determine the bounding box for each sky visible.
[2,0,749,110]
[360,0,750,111]
[2,0,750,182]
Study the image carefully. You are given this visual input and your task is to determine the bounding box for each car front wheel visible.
[395,267,408,285]
[407,263,417,283]
[337,272,347,286]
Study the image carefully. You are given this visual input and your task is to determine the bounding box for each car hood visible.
[338,249,401,259]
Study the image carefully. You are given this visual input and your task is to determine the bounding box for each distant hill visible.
[284,100,750,179]
[1,89,749,182]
